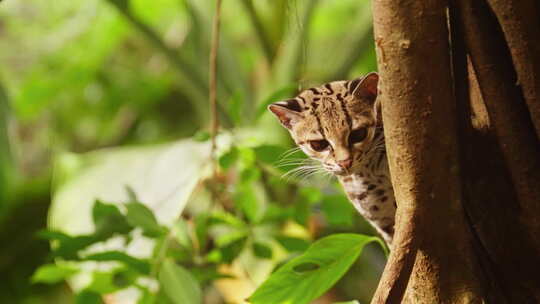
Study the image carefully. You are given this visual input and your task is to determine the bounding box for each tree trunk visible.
[370,0,540,303]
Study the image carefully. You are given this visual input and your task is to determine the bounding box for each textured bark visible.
[371,0,483,303]
[485,0,540,139]
[454,0,540,262]
[370,0,540,302]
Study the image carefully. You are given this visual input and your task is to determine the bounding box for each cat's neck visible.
[337,145,396,245]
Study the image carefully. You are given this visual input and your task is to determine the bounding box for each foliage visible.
[0,0,384,303]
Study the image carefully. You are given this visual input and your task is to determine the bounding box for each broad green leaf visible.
[159,260,202,304]
[333,301,361,304]
[82,251,151,275]
[50,139,210,236]
[31,264,79,284]
[49,139,212,300]
[249,234,378,304]
[253,242,273,259]
[125,202,166,237]
[275,236,310,252]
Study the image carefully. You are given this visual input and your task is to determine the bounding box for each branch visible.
[485,0,540,139]
[371,209,417,303]
[209,0,222,174]
[371,0,482,302]
[454,0,540,263]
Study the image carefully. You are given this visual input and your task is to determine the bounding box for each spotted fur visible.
[268,72,396,245]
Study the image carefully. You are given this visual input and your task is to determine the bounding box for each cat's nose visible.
[338,159,353,170]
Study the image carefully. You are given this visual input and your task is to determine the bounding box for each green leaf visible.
[125,202,166,237]
[190,266,233,284]
[275,236,310,252]
[235,184,261,223]
[125,186,139,202]
[82,251,151,275]
[75,290,103,304]
[112,268,139,289]
[193,130,210,142]
[249,234,378,304]
[137,288,156,304]
[172,220,191,249]
[92,200,132,237]
[159,260,202,304]
[31,264,79,284]
[219,237,248,264]
[333,301,361,304]
[262,205,293,223]
[52,234,101,260]
[218,147,238,169]
[36,230,72,242]
[208,211,246,229]
[38,230,100,259]
[239,167,261,184]
[253,242,273,259]
[86,271,120,294]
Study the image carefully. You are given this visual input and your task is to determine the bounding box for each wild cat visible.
[268,73,396,245]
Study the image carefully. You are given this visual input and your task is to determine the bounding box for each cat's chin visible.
[330,168,350,176]
[330,166,363,176]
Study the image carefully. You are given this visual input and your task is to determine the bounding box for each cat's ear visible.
[268,99,303,129]
[349,72,379,102]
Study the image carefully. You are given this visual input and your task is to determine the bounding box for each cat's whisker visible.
[279,147,302,159]
[275,160,316,169]
[274,157,313,167]
[281,163,323,182]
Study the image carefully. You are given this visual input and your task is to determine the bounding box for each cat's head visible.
[268,72,381,176]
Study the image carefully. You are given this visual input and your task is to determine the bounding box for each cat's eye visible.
[309,139,330,152]
[349,128,368,145]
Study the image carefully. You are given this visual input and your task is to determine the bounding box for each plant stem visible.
[239,0,274,62]
[209,0,223,176]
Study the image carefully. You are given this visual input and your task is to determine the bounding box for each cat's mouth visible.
[324,165,350,176]
[324,163,362,176]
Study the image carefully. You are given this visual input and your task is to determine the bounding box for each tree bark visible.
[370,0,540,302]
[371,0,483,303]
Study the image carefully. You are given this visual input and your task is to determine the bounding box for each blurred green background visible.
[0,0,384,303]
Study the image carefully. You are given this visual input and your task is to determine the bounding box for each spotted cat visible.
[268,73,396,245]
